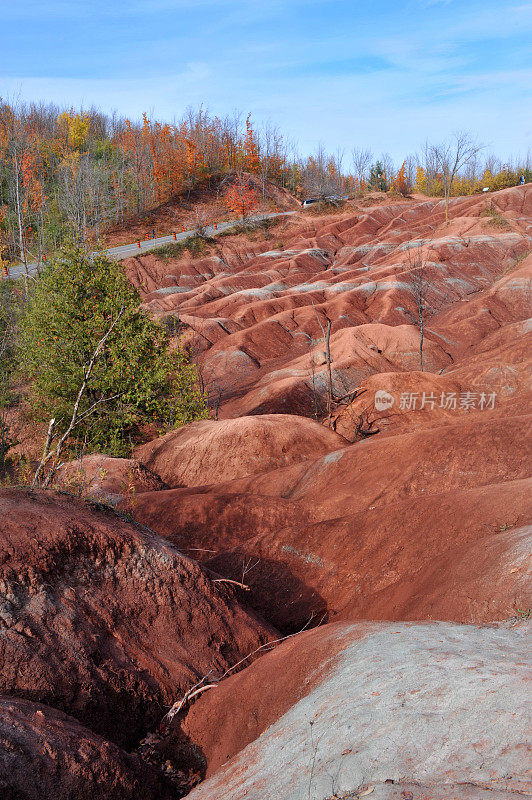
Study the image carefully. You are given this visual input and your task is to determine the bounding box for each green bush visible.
[20,245,207,455]
[0,280,21,472]
[150,234,215,260]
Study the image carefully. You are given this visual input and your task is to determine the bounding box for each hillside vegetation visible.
[1,100,530,270]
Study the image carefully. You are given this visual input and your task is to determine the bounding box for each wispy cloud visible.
[1,0,530,161]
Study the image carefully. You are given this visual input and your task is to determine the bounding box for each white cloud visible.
[1,0,530,161]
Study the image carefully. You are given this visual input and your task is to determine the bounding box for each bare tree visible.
[0,283,19,473]
[258,121,283,199]
[192,208,211,238]
[312,303,333,425]
[428,132,484,221]
[351,147,372,198]
[380,152,395,190]
[302,145,344,202]
[402,253,446,371]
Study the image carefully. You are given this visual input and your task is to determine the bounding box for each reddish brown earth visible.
[3,186,530,799]
[180,620,530,799]
[0,488,274,751]
[121,186,531,638]
[122,185,531,421]
[0,697,175,800]
[56,454,169,505]
[134,414,347,487]
[131,416,531,631]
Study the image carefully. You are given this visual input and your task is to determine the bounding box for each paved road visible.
[5,211,296,280]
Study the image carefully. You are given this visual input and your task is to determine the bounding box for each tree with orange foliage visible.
[395,161,411,196]
[414,166,427,194]
[223,174,260,219]
[242,114,260,173]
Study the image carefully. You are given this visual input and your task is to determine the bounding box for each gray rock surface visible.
[188,621,530,800]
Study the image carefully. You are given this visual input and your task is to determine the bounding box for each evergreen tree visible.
[20,245,206,457]
[368,161,388,192]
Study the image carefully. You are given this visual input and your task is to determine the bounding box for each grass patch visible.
[217,216,283,240]
[480,204,511,228]
[150,234,216,261]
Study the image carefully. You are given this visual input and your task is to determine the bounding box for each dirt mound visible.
[210,414,530,520]
[5,186,529,799]
[0,697,174,800]
[127,185,531,420]
[56,454,168,505]
[130,415,530,630]
[203,481,531,629]
[135,414,346,487]
[0,488,274,747]
[176,620,531,799]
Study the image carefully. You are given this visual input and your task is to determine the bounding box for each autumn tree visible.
[414,165,427,193]
[224,174,260,219]
[242,114,260,173]
[0,104,31,286]
[395,161,411,196]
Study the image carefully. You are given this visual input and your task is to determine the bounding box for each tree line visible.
[0,101,298,269]
[1,99,530,271]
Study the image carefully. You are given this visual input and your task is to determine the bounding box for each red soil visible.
[182,620,530,800]
[0,488,274,749]
[4,186,530,798]
[0,697,175,800]
[120,185,530,423]
[134,414,346,487]
[131,415,531,630]
[124,187,531,634]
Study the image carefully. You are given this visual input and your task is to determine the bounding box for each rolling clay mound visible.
[134,414,346,487]
[204,480,531,629]
[179,620,530,800]
[131,477,531,631]
[0,488,274,748]
[126,185,531,419]
[214,414,531,518]
[125,490,310,562]
[0,697,174,800]
[10,187,529,798]
[129,412,531,630]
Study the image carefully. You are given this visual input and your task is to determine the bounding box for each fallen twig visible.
[212,578,250,591]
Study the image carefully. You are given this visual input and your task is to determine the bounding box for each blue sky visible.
[1,0,531,163]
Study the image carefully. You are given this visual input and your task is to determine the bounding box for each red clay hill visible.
[2,186,530,799]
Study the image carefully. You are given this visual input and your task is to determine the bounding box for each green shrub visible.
[19,245,207,456]
[0,280,21,472]
[150,234,215,260]
[480,204,510,228]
